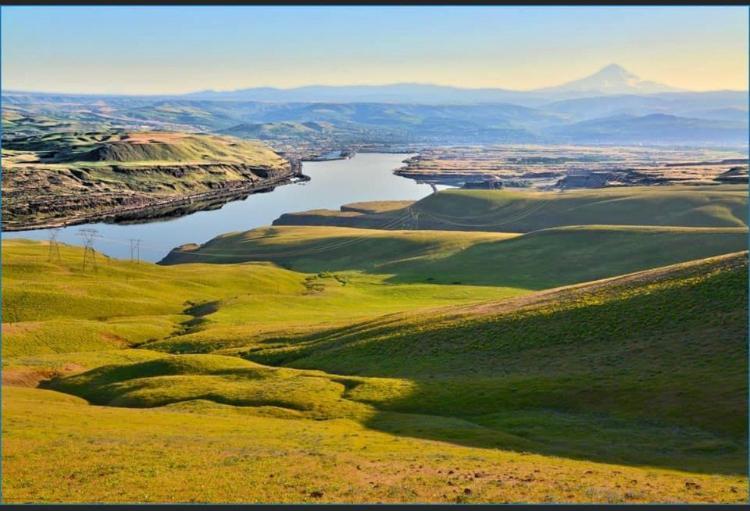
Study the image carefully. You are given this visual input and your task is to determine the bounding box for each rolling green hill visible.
[43,251,749,477]
[3,236,748,502]
[244,252,747,435]
[2,239,518,359]
[274,185,748,232]
[161,226,520,268]
[4,178,749,503]
[162,224,747,289]
[3,131,288,165]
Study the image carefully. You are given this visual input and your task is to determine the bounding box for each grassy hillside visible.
[7,384,744,504]
[244,253,747,439]
[162,224,747,289]
[161,226,520,268]
[274,185,748,231]
[39,252,750,478]
[3,238,747,502]
[4,198,748,503]
[3,131,287,166]
[2,239,518,358]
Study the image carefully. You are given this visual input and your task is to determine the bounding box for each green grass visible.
[274,185,748,231]
[161,225,520,267]
[235,253,748,472]
[1,318,178,358]
[3,239,519,358]
[3,349,165,373]
[2,349,166,387]
[5,131,288,166]
[37,251,749,477]
[3,186,748,503]
[47,354,373,420]
[162,224,747,289]
[2,240,305,357]
[7,385,745,503]
[384,225,748,288]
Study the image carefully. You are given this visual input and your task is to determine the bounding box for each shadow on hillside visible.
[247,265,749,475]
[359,379,748,476]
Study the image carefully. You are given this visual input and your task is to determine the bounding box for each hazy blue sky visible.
[2,6,747,94]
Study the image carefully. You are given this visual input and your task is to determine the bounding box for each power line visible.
[47,228,62,262]
[129,238,142,264]
[76,228,102,272]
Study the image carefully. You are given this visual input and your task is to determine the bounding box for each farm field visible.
[2,183,748,503]
[393,145,748,187]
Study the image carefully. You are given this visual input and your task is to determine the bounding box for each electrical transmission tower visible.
[76,228,102,272]
[407,208,420,229]
[129,239,142,264]
[47,228,62,262]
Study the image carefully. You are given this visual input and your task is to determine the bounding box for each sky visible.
[2,6,748,94]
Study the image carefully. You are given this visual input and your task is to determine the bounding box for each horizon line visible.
[3,83,749,98]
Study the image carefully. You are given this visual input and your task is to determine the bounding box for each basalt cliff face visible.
[2,132,301,230]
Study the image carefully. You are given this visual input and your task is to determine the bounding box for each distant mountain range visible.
[545,113,748,145]
[182,64,693,104]
[3,65,747,148]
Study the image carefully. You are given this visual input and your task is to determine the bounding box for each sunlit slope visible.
[6,385,745,503]
[5,131,289,166]
[161,226,520,267]
[3,349,166,388]
[243,252,748,444]
[273,185,748,231]
[4,225,748,502]
[1,240,301,357]
[2,239,518,358]
[161,224,747,289]
[48,354,375,420]
[45,253,749,476]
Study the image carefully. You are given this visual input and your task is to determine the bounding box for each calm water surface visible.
[4,153,443,262]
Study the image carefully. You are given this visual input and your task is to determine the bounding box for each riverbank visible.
[3,173,308,232]
[2,131,300,232]
[2,153,429,261]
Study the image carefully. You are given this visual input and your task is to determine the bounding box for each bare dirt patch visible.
[2,363,85,388]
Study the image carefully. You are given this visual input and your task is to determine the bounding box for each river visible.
[3,153,444,262]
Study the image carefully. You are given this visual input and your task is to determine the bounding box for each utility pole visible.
[76,228,101,272]
[129,239,142,264]
[47,228,62,262]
